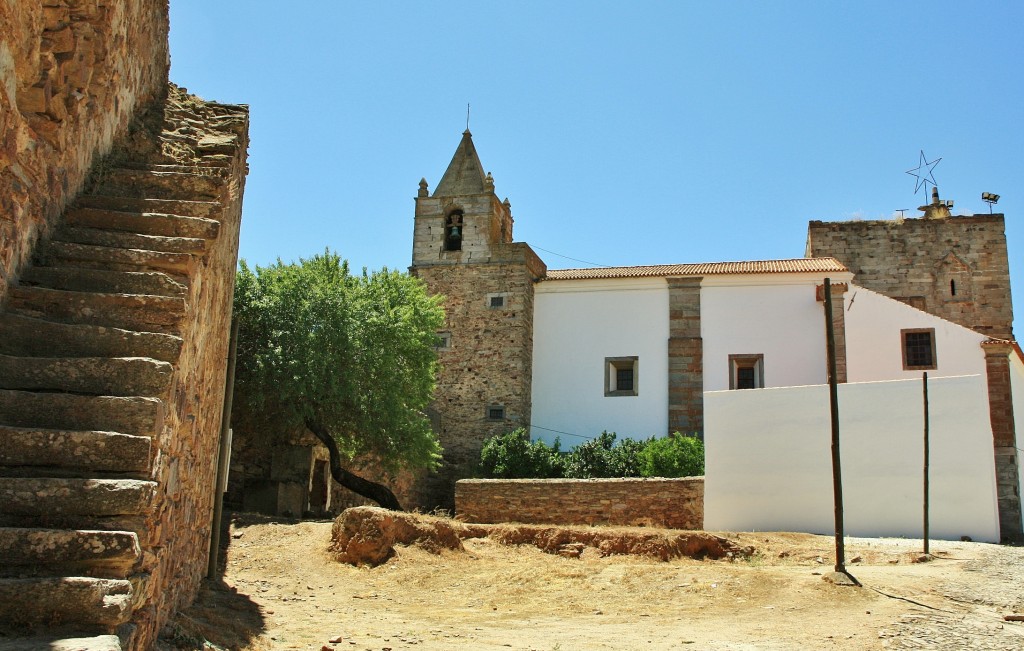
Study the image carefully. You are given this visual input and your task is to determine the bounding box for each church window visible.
[486,405,505,421]
[486,293,508,309]
[434,331,451,350]
[950,279,956,296]
[444,211,464,251]
[605,357,639,397]
[902,329,936,370]
[729,354,764,390]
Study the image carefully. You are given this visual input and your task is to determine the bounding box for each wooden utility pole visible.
[209,317,240,579]
[823,278,848,577]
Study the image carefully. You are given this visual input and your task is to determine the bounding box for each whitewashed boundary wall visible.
[704,375,999,542]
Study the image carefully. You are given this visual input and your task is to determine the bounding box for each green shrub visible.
[479,428,564,478]
[639,433,704,478]
[563,431,647,478]
[563,431,616,478]
[478,429,705,479]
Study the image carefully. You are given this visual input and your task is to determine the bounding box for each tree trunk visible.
[305,419,404,511]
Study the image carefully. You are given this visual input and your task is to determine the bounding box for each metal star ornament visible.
[906,150,941,197]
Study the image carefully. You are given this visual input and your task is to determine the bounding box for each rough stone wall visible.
[0,0,169,304]
[817,282,848,383]
[983,341,1022,543]
[455,477,705,530]
[411,193,515,265]
[413,255,541,509]
[806,215,1013,340]
[117,88,248,650]
[227,423,422,517]
[667,277,703,435]
[410,169,546,510]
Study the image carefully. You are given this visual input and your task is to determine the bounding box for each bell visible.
[450,226,461,239]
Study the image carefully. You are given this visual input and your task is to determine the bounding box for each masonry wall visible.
[0,0,169,304]
[668,277,703,435]
[414,254,540,509]
[806,216,1014,340]
[704,375,999,542]
[455,477,704,530]
[1011,351,1024,540]
[123,88,248,649]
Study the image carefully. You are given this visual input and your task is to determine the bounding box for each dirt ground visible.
[160,512,1024,651]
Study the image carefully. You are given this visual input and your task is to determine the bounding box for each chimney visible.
[919,186,952,219]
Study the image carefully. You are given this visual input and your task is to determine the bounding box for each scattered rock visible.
[329,507,464,566]
[557,542,585,558]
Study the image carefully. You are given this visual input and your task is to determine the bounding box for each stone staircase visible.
[0,88,246,650]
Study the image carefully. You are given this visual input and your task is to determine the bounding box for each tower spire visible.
[433,130,489,196]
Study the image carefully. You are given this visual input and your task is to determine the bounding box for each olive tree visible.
[232,251,445,510]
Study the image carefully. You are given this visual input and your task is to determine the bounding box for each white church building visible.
[411,130,1023,543]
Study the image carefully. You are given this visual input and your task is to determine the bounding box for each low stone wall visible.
[455,477,704,530]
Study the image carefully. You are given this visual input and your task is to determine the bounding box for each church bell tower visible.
[410,130,546,509]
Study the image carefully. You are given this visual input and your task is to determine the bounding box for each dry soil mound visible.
[331,506,752,566]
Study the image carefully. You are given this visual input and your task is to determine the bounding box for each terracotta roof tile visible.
[543,257,849,281]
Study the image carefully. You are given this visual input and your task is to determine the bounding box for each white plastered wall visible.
[704,375,999,542]
[844,285,988,381]
[531,277,669,446]
[701,276,845,391]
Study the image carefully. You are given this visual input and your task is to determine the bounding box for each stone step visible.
[65,206,220,240]
[7,286,185,335]
[117,161,231,174]
[36,241,193,276]
[0,514,147,542]
[18,265,188,297]
[0,478,156,518]
[0,313,182,363]
[0,528,140,578]
[53,227,207,255]
[0,427,151,474]
[0,390,162,437]
[0,576,132,629]
[0,354,173,397]
[75,195,219,220]
[91,168,224,201]
[0,634,122,651]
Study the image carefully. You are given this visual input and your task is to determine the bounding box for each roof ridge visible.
[544,257,848,281]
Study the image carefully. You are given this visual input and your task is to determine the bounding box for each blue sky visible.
[170,1,1022,335]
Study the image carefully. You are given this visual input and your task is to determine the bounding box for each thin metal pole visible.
[923,371,930,555]
[208,317,240,579]
[823,278,846,575]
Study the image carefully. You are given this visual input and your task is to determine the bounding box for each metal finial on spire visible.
[466,103,470,132]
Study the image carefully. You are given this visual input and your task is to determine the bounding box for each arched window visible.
[444,211,463,251]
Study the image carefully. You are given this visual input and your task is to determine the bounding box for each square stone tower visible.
[410,131,546,509]
[806,188,1013,341]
